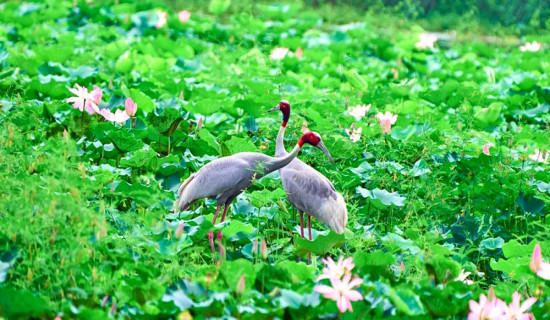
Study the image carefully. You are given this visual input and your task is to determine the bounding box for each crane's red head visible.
[268,100,291,127]
[298,131,334,163]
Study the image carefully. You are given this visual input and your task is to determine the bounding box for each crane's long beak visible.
[268,105,280,112]
[316,141,335,163]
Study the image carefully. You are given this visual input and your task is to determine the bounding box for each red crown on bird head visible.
[279,100,290,127]
[298,131,321,147]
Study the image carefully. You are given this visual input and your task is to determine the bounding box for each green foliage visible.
[303,0,550,30]
[1,0,550,319]
[294,231,345,257]
[208,0,231,15]
[0,288,49,318]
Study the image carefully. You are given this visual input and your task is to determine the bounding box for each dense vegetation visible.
[0,0,549,319]
[305,0,550,30]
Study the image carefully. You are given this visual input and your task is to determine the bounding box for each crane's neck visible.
[264,143,301,174]
[275,125,288,157]
[275,110,290,157]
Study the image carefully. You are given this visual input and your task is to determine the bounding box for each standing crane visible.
[268,100,348,259]
[176,131,334,258]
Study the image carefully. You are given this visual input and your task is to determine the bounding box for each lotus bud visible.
[252,239,258,257]
[125,98,137,117]
[260,238,267,260]
[236,275,245,296]
[197,117,203,133]
[295,47,303,58]
[175,223,184,239]
[101,295,109,307]
[109,303,117,315]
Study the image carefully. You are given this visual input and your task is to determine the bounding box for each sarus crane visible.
[268,100,348,247]
[176,131,334,257]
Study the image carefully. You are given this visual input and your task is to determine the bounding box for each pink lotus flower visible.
[415,32,437,50]
[156,11,167,28]
[504,291,536,320]
[347,104,371,120]
[97,108,113,121]
[468,287,507,320]
[111,109,130,124]
[314,273,363,313]
[317,256,356,282]
[270,47,289,60]
[483,143,494,156]
[125,98,138,116]
[98,109,130,124]
[85,85,102,115]
[67,84,90,113]
[67,84,102,115]
[528,149,549,163]
[456,269,474,285]
[530,244,550,280]
[295,47,303,58]
[345,123,362,143]
[178,10,191,23]
[376,111,398,134]
[519,41,542,52]
[89,85,102,106]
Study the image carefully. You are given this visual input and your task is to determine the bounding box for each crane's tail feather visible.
[320,192,348,234]
[175,174,196,211]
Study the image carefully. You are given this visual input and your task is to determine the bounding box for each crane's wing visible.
[280,165,347,233]
[177,153,271,211]
[177,156,250,210]
[283,158,336,191]
[281,167,336,209]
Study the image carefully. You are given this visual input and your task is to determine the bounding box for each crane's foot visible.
[216,231,225,259]
[207,230,215,254]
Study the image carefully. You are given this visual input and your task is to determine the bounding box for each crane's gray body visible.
[276,128,347,234]
[177,150,296,211]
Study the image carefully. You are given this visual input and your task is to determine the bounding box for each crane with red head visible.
[269,100,348,261]
[176,129,334,260]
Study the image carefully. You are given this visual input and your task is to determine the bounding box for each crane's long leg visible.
[208,205,222,255]
[307,215,312,264]
[217,204,230,257]
[307,215,312,241]
[299,211,305,238]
